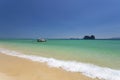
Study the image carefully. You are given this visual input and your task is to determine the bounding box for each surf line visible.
[0,48,120,80]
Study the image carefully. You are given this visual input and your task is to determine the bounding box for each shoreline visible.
[0,47,120,80]
[0,53,97,80]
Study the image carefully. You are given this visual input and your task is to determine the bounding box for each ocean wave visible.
[0,48,120,80]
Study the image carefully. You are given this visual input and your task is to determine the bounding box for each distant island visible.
[40,35,120,40]
[83,35,95,40]
[109,37,120,40]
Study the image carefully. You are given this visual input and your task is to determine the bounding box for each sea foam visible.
[0,48,120,80]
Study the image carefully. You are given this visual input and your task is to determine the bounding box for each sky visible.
[0,0,120,39]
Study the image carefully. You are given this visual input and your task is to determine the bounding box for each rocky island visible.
[83,35,95,40]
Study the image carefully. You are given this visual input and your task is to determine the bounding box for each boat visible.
[37,38,47,42]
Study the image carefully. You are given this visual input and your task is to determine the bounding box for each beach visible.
[1,0,120,79]
[0,73,14,80]
[0,53,97,80]
[0,39,120,80]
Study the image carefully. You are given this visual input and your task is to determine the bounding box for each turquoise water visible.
[0,39,120,69]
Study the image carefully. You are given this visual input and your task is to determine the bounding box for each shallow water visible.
[0,39,120,69]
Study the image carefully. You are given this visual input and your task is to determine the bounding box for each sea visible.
[0,39,120,80]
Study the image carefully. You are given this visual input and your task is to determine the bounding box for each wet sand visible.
[0,53,98,80]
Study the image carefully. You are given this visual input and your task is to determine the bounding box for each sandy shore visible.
[0,73,14,80]
[0,53,98,80]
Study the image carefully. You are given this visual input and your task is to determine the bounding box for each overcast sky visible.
[0,0,120,39]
